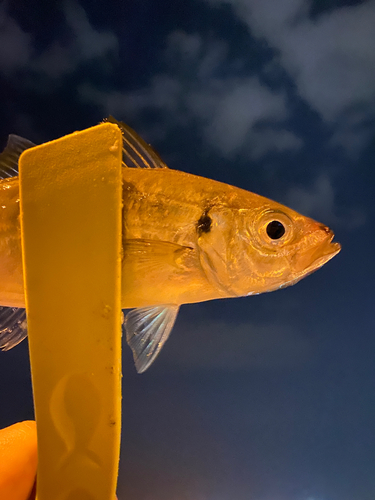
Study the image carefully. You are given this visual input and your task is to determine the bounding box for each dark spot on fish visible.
[266,220,285,239]
[319,224,331,234]
[197,211,212,234]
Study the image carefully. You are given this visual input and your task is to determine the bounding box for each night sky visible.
[1,1,375,499]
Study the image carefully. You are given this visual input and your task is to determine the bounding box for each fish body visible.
[0,176,23,308]
[0,118,341,372]
[121,168,339,306]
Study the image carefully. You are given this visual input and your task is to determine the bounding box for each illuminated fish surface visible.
[0,117,341,372]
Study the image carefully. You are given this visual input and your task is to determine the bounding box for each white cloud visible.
[286,174,365,228]
[165,30,206,68]
[205,0,375,155]
[0,1,118,80]
[80,30,302,159]
[0,4,32,75]
[197,78,290,156]
[247,127,303,159]
[36,42,77,79]
[63,1,118,61]
[287,174,336,222]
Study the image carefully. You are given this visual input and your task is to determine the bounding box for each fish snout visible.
[292,220,341,274]
[318,224,341,253]
[310,222,341,267]
[318,224,334,241]
[318,223,332,234]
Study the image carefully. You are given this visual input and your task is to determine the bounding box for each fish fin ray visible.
[0,307,27,350]
[0,135,35,179]
[104,116,168,169]
[123,239,193,277]
[124,238,192,262]
[123,304,179,373]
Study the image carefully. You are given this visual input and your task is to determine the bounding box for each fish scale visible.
[123,174,202,247]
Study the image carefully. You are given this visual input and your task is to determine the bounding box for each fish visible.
[0,116,341,373]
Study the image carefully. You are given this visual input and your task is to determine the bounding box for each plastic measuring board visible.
[19,122,123,500]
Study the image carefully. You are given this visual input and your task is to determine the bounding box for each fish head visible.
[195,191,340,299]
[238,204,341,295]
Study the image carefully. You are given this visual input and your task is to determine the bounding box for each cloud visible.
[81,74,183,119]
[286,173,365,228]
[162,319,312,371]
[246,127,303,160]
[204,0,375,155]
[0,4,32,75]
[194,78,291,156]
[80,29,302,159]
[63,1,117,60]
[0,1,118,81]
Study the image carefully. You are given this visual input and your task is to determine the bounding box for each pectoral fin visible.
[123,239,193,272]
[0,307,27,350]
[123,304,179,373]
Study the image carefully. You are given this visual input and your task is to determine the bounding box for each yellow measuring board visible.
[19,123,123,500]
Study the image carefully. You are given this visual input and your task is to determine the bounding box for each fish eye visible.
[266,220,285,240]
[250,209,294,249]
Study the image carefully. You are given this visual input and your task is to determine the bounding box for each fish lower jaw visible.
[293,238,341,274]
[306,241,341,273]
[288,241,341,287]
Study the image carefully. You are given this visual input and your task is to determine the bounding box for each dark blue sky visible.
[1,1,375,499]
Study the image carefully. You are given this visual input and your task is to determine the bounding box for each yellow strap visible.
[19,123,123,500]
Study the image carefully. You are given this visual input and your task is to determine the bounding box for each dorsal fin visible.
[104,116,168,169]
[0,135,35,179]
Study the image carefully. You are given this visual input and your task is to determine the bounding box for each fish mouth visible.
[310,227,341,266]
[295,230,341,280]
[309,239,341,269]
[261,230,341,293]
[281,230,341,289]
